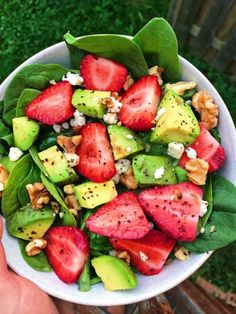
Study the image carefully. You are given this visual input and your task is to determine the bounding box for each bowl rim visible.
[0,40,235,306]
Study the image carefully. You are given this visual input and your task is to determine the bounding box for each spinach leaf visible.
[29,145,49,178]
[198,175,213,232]
[0,120,13,146]
[64,33,148,79]
[2,155,32,217]
[0,100,3,116]
[78,260,91,292]
[210,128,221,143]
[133,17,180,82]
[18,239,52,272]
[0,143,7,155]
[40,173,77,227]
[3,64,69,126]
[183,175,236,253]
[16,88,41,117]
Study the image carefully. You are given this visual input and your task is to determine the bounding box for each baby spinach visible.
[0,120,13,147]
[40,173,77,227]
[2,155,32,217]
[198,175,213,232]
[16,88,41,117]
[78,260,91,292]
[133,18,180,82]
[64,33,148,79]
[0,100,3,115]
[29,145,49,178]
[18,239,52,272]
[3,64,69,126]
[183,175,236,253]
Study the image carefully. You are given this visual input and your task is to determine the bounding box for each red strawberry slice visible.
[86,192,151,239]
[138,182,203,242]
[44,226,89,284]
[80,54,128,92]
[25,81,74,125]
[118,75,161,131]
[75,122,116,182]
[179,123,225,172]
[110,229,176,275]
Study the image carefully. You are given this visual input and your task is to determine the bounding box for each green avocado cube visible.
[72,89,111,118]
[74,180,117,209]
[132,154,177,185]
[108,125,145,160]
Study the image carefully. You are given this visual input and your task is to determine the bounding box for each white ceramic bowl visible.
[1,41,236,306]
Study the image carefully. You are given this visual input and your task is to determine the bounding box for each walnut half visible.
[185,158,209,185]
[26,182,51,209]
[57,135,82,153]
[25,239,47,256]
[120,166,138,190]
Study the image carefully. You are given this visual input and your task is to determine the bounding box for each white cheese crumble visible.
[155,108,166,122]
[70,110,86,127]
[167,142,185,159]
[106,97,123,114]
[200,200,208,217]
[62,72,84,86]
[8,147,24,161]
[112,173,120,184]
[115,159,131,175]
[64,152,80,167]
[185,147,197,159]
[49,79,56,85]
[109,250,117,257]
[139,251,149,262]
[126,134,133,140]
[154,166,165,179]
[185,100,192,106]
[200,227,205,234]
[59,212,64,218]
[0,183,4,192]
[103,113,118,125]
[53,124,62,133]
[62,122,70,129]
[209,225,215,233]
[145,144,151,153]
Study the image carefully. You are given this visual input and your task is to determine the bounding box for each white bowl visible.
[1,41,236,306]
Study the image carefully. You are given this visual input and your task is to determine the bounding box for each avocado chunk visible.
[6,204,55,240]
[175,166,188,183]
[108,125,145,160]
[74,180,117,209]
[38,145,78,184]
[132,154,177,185]
[72,89,111,118]
[13,117,40,151]
[91,255,137,291]
[150,90,200,144]
[0,156,16,172]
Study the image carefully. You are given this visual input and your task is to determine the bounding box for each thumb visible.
[0,215,9,275]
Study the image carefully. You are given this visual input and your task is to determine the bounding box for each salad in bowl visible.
[1,18,236,305]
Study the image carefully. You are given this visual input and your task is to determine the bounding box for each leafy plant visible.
[15,88,41,117]
[198,175,213,232]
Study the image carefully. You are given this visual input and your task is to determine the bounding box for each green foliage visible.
[16,89,41,117]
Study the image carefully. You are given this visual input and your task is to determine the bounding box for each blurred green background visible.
[0,0,235,292]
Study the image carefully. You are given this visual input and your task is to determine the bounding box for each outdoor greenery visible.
[1,0,235,292]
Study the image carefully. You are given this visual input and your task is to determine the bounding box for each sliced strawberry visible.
[80,54,128,92]
[75,122,116,182]
[25,81,74,125]
[86,192,151,239]
[44,226,89,284]
[110,229,176,275]
[138,182,203,242]
[118,75,161,131]
[179,123,225,172]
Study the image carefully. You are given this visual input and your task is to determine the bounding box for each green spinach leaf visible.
[0,120,13,146]
[198,175,213,232]
[64,33,148,79]
[29,145,49,178]
[16,88,41,117]
[0,100,3,116]
[183,175,236,253]
[18,239,52,272]
[3,64,69,126]
[133,17,180,81]
[2,155,32,217]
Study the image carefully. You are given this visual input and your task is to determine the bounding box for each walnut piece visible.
[57,135,82,153]
[117,251,131,265]
[120,166,138,190]
[192,90,218,130]
[174,246,189,261]
[123,75,134,91]
[65,194,81,213]
[0,164,9,197]
[148,66,164,85]
[50,201,60,214]
[165,81,197,95]
[185,158,209,185]
[26,182,51,209]
[25,239,47,256]
[63,184,75,195]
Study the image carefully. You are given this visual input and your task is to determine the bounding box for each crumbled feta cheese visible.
[126,146,132,153]
[53,124,62,133]
[126,134,133,140]
[106,97,123,114]
[109,250,117,257]
[62,72,84,86]
[62,122,70,129]
[59,212,64,218]
[185,147,197,159]
[53,212,57,217]
[200,200,208,217]
[185,100,192,106]
[115,159,131,175]
[209,225,215,233]
[49,79,56,85]
[8,147,23,161]
[70,110,86,127]
[154,166,165,179]
[145,144,151,153]
[64,152,80,167]
[0,183,4,192]
[167,142,185,159]
[155,108,166,122]
[103,113,118,124]
[112,173,120,184]
[139,251,149,262]
[151,127,155,131]
[200,227,205,234]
